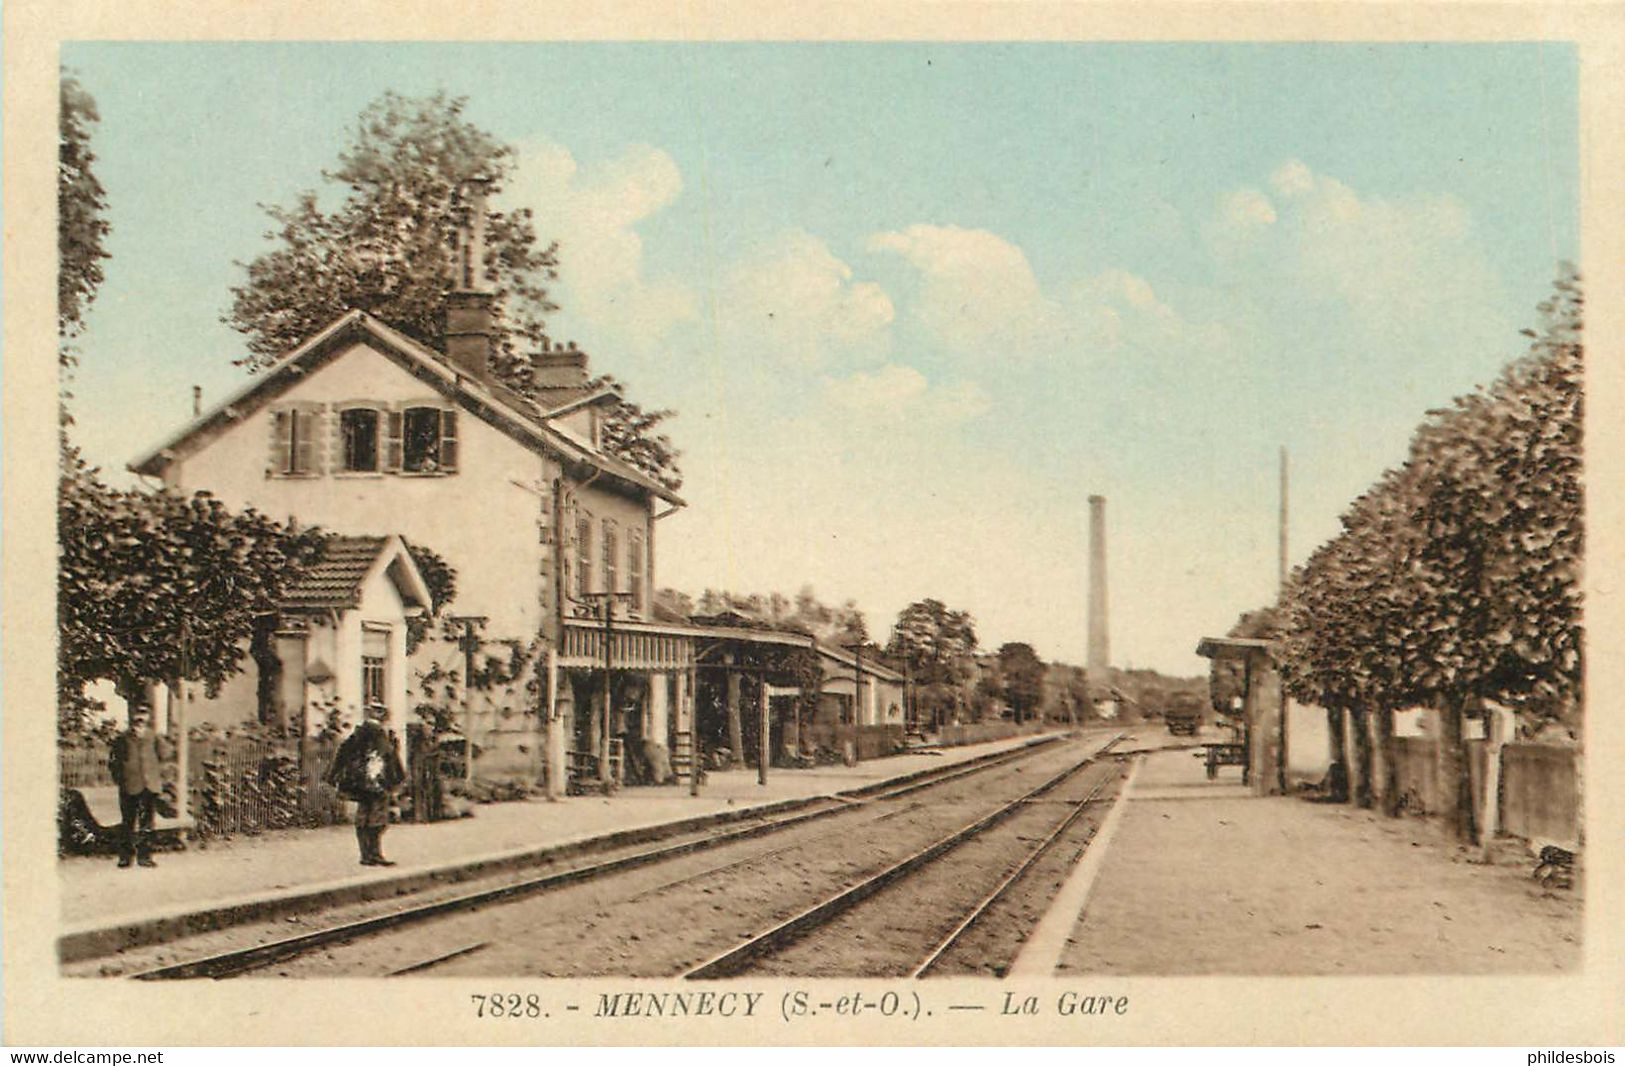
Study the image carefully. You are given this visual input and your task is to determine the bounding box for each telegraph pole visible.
[581,592,632,790]
[1278,446,1290,794]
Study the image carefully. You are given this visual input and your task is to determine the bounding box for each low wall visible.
[1388,736,1578,842]
[800,722,906,761]
[1500,743,1580,843]
[933,720,1040,748]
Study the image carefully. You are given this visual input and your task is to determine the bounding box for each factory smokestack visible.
[1087,495,1110,686]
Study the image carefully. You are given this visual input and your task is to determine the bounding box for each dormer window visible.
[339,408,380,472]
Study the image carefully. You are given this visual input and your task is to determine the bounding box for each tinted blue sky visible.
[64,42,1578,673]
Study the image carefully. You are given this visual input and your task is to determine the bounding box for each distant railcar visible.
[1164,693,1203,736]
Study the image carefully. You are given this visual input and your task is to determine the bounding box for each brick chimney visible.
[531,338,590,390]
[443,177,494,384]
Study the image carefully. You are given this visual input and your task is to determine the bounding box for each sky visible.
[61,42,1579,676]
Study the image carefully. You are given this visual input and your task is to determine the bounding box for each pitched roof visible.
[281,533,432,612]
[128,310,684,506]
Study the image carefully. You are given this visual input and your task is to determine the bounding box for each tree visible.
[224,90,683,490]
[887,598,979,727]
[59,75,111,353]
[1278,268,1583,837]
[227,90,557,375]
[58,475,326,730]
[996,643,1046,722]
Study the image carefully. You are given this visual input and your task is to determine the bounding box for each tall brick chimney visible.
[443,177,495,384]
[1087,494,1111,686]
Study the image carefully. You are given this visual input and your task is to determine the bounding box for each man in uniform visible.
[107,708,165,868]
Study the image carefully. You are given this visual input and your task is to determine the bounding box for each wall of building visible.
[164,342,547,642]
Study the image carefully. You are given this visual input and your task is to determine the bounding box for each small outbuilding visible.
[1195,636,1286,796]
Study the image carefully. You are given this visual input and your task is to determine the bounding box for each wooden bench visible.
[566,741,623,795]
[1204,742,1248,782]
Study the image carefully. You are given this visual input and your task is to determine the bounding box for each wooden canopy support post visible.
[758,675,769,787]
[725,654,742,767]
[543,645,564,800]
[685,667,701,796]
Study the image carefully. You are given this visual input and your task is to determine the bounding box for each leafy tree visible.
[224,90,682,488]
[996,642,1046,722]
[886,598,979,726]
[226,90,557,375]
[58,475,326,728]
[59,74,110,353]
[1278,268,1583,837]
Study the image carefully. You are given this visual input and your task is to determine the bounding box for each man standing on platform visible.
[327,703,406,867]
[107,708,165,868]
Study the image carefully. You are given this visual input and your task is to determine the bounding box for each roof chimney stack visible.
[530,337,591,390]
[443,176,495,384]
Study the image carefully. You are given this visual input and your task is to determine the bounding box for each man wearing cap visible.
[326,704,407,866]
[107,708,166,868]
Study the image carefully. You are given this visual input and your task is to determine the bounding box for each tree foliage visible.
[1277,269,1583,832]
[224,90,682,488]
[59,74,111,352]
[886,598,979,722]
[996,642,1046,722]
[691,584,868,646]
[225,90,558,375]
[58,470,327,723]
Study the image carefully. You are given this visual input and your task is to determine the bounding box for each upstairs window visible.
[627,529,644,613]
[340,408,380,472]
[575,516,592,600]
[389,406,458,474]
[602,522,618,597]
[270,407,320,476]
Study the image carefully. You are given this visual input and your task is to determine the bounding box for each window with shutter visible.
[439,409,458,472]
[340,409,380,472]
[270,410,293,475]
[603,522,618,596]
[575,516,592,600]
[385,409,404,471]
[628,529,644,613]
[270,407,320,475]
[291,409,319,474]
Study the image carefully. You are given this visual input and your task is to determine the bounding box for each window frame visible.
[398,403,459,476]
[336,404,384,475]
[575,515,593,601]
[269,403,324,478]
[602,520,618,598]
[627,527,645,613]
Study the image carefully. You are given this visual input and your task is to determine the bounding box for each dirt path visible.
[1057,751,1581,975]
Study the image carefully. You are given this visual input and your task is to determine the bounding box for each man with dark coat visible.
[326,704,406,866]
[107,708,166,868]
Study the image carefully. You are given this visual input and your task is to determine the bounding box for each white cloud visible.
[867,224,1065,354]
[824,363,991,422]
[715,231,894,365]
[509,140,696,348]
[1270,158,1315,198]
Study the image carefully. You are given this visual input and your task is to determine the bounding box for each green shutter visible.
[385,409,403,471]
[270,410,292,475]
[439,408,458,472]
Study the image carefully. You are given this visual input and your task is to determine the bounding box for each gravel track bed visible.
[741,758,1124,978]
[255,738,1113,978]
[924,762,1129,977]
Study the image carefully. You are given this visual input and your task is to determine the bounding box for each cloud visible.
[509,140,696,348]
[824,363,991,421]
[867,224,1065,354]
[1269,158,1316,198]
[715,231,894,365]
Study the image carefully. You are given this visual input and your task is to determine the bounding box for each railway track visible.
[682,743,1125,979]
[131,731,1120,980]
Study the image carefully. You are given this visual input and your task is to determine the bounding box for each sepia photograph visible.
[6,1,1623,1049]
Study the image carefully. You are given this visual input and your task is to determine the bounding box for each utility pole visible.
[450,615,487,782]
[581,592,632,790]
[843,641,866,765]
[1278,446,1290,794]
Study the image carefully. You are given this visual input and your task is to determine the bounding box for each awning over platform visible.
[1195,636,1274,661]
